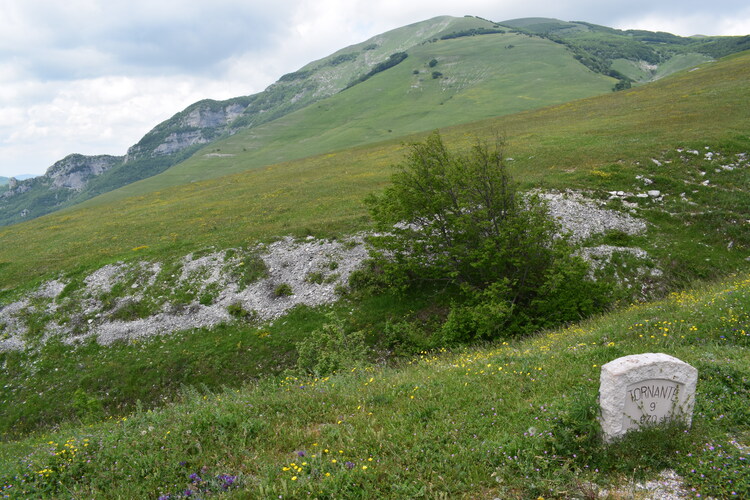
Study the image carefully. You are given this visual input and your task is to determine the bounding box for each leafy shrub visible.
[328,52,358,66]
[613,79,632,91]
[278,70,312,82]
[428,58,438,67]
[366,132,612,341]
[273,283,293,297]
[431,71,443,79]
[439,28,505,40]
[295,314,368,376]
[305,272,325,284]
[233,252,268,289]
[110,298,155,321]
[227,302,258,322]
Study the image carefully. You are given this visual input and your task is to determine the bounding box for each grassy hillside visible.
[0,50,747,444]
[71,31,617,202]
[0,16,505,227]
[0,37,748,500]
[1,273,747,498]
[0,50,748,298]
[503,17,750,93]
[4,17,748,227]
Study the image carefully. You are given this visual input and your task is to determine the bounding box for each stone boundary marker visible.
[599,353,698,443]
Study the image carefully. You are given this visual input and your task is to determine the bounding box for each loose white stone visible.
[599,353,697,443]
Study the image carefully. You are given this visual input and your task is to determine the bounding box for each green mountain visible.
[3,16,748,225]
[501,17,750,83]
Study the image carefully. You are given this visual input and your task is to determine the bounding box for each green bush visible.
[273,283,293,297]
[227,302,258,321]
[305,271,325,284]
[366,132,611,341]
[295,314,368,376]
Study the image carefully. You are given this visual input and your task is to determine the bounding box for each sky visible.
[1,0,749,178]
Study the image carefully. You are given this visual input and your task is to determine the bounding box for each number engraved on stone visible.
[623,379,683,431]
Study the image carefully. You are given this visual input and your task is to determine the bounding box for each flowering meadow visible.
[0,273,748,498]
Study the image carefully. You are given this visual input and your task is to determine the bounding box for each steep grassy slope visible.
[73,30,617,199]
[1,274,747,498]
[0,50,748,298]
[6,17,748,228]
[0,16,504,227]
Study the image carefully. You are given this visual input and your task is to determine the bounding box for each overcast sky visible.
[1,0,748,178]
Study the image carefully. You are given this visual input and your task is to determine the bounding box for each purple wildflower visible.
[297,450,306,457]
[217,474,237,489]
[345,461,355,470]
[188,473,201,483]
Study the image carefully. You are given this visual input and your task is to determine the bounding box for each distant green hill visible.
[90,28,616,200]
[501,17,750,83]
[3,15,748,226]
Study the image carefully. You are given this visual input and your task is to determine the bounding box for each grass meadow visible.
[1,273,748,498]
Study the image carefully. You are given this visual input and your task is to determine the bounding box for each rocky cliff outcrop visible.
[47,154,124,191]
[124,99,252,161]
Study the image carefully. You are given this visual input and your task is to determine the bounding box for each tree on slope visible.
[365,131,610,342]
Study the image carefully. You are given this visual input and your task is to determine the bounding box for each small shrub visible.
[295,314,368,376]
[431,71,443,79]
[324,273,339,284]
[305,272,325,284]
[428,58,438,67]
[227,302,258,322]
[346,260,388,296]
[273,283,293,297]
[72,388,104,423]
[600,229,632,246]
[110,298,154,321]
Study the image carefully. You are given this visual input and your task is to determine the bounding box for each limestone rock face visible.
[184,103,246,129]
[599,353,698,443]
[47,154,124,191]
[125,101,250,161]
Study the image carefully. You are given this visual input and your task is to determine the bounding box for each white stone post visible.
[599,353,698,443]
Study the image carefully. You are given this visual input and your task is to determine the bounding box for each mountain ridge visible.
[1,15,748,226]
